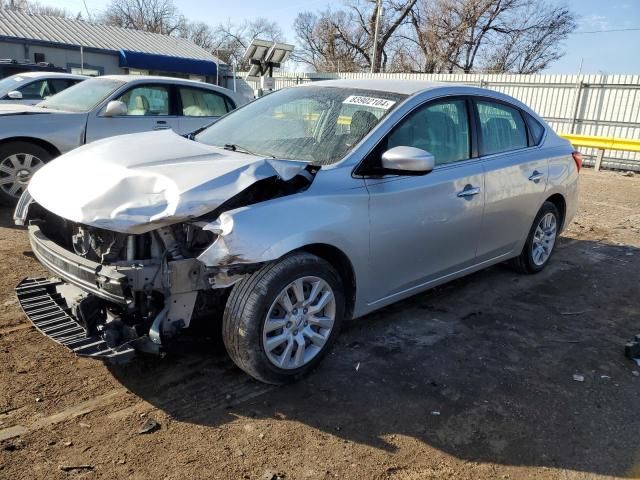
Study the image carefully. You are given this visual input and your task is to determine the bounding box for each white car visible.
[0,71,87,105]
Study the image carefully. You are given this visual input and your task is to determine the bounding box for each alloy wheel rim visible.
[262,276,336,370]
[0,153,44,198]
[531,212,557,266]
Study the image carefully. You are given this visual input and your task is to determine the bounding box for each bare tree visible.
[1,0,75,18]
[101,0,185,35]
[483,2,575,73]
[293,10,363,72]
[295,0,417,73]
[411,0,576,73]
[177,21,215,50]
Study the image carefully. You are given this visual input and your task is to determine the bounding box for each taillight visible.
[572,151,583,172]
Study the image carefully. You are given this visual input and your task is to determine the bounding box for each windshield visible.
[39,78,125,112]
[0,74,26,97]
[196,86,406,165]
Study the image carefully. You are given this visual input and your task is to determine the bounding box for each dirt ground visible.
[0,169,639,480]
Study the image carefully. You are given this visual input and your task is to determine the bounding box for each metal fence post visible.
[594,149,605,172]
[570,80,584,134]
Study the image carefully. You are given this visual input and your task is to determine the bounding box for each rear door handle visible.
[457,185,481,198]
[528,171,545,182]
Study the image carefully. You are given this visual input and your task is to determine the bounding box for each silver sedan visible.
[0,71,87,105]
[16,80,580,384]
[0,74,245,204]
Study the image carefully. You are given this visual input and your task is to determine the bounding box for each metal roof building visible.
[0,10,224,82]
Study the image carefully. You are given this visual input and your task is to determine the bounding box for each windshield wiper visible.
[223,144,276,159]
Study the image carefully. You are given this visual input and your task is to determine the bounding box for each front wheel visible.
[223,252,345,384]
[0,141,52,205]
[511,201,560,273]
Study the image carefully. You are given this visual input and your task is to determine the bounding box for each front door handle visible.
[457,185,481,198]
[528,170,545,182]
[153,125,171,130]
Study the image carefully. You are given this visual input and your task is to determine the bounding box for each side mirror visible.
[7,90,23,100]
[381,146,435,174]
[103,100,127,117]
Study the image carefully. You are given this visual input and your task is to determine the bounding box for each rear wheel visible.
[511,201,560,273]
[0,142,52,205]
[223,252,344,384]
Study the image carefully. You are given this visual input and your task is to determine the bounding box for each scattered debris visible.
[621,171,635,177]
[633,371,639,377]
[59,465,94,472]
[63,441,73,447]
[262,471,285,480]
[236,449,244,457]
[78,422,91,429]
[624,335,640,366]
[35,397,42,403]
[2,439,25,451]
[0,425,28,442]
[355,362,360,372]
[138,418,160,435]
[600,375,611,380]
[259,433,265,440]
[431,411,441,416]
[573,374,585,382]
[559,311,586,316]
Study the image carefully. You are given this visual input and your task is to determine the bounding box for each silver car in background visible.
[0,75,245,204]
[0,71,86,105]
[15,80,580,384]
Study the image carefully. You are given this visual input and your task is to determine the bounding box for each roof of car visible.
[307,79,451,95]
[100,75,219,87]
[11,71,87,80]
[95,75,242,102]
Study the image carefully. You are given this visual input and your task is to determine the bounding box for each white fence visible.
[231,72,640,171]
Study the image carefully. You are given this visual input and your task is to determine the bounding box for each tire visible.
[511,201,560,274]
[223,252,345,384]
[0,141,52,206]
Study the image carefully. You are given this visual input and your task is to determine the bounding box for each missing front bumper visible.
[16,278,135,365]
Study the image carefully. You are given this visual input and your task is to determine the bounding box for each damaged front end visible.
[16,209,248,364]
[14,132,318,364]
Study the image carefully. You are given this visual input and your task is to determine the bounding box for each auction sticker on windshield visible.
[343,95,396,110]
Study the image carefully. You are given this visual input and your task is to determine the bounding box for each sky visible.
[54,0,640,74]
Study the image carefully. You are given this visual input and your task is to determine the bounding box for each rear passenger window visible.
[387,98,470,165]
[48,79,73,95]
[477,100,528,155]
[117,85,170,116]
[179,87,231,117]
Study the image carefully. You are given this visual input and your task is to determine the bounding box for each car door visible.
[85,83,180,143]
[473,98,549,262]
[364,97,485,303]
[177,86,235,134]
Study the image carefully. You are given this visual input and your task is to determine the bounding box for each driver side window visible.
[387,98,471,166]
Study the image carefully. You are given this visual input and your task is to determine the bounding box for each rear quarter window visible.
[525,112,545,145]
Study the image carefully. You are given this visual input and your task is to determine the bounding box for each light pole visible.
[371,0,382,73]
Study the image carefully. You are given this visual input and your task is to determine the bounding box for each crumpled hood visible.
[28,130,308,234]
[0,104,54,115]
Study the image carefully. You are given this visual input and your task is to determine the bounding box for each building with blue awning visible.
[0,10,224,84]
